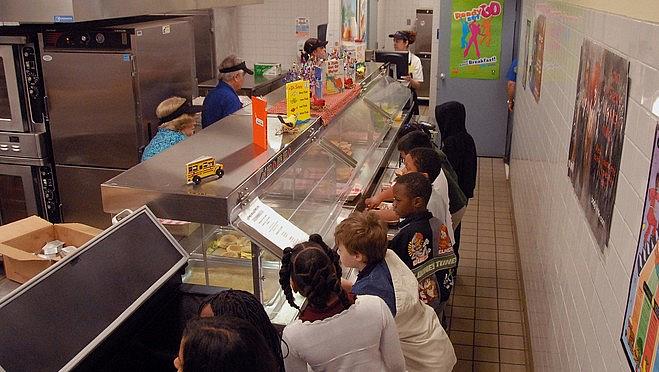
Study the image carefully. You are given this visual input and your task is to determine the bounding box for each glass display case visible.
[101,64,412,325]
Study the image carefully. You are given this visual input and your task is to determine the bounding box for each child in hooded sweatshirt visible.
[435,101,477,276]
[335,211,457,372]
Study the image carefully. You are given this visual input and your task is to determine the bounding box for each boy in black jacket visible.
[390,172,457,317]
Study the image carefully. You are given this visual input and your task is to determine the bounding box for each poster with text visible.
[449,0,504,80]
[622,125,659,371]
[529,10,545,102]
[521,19,531,89]
[567,39,630,249]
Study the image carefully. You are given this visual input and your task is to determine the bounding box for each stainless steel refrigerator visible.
[40,18,197,228]
[414,9,433,101]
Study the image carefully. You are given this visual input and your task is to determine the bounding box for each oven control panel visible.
[0,132,45,158]
[38,165,60,222]
[21,45,43,123]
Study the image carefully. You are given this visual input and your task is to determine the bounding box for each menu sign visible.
[238,197,309,249]
[285,79,311,122]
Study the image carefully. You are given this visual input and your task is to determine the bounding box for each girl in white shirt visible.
[279,234,405,372]
[389,30,423,114]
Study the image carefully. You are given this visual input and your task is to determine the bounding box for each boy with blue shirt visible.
[335,210,457,372]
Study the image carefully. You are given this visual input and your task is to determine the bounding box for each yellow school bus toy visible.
[186,156,225,185]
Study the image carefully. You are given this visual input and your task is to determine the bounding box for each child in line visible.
[396,130,468,227]
[366,131,467,229]
[368,146,455,246]
[389,172,457,318]
[198,289,286,372]
[335,211,457,372]
[174,316,278,372]
[279,235,405,372]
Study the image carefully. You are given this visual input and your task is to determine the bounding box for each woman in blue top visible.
[142,96,200,161]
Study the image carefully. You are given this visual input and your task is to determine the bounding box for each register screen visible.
[0,210,186,371]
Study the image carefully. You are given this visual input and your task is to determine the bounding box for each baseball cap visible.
[303,38,329,55]
[388,31,410,41]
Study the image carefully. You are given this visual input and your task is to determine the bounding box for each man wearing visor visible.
[202,55,254,128]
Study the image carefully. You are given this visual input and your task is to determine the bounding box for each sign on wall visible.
[622,124,659,371]
[529,10,545,101]
[449,0,504,80]
[567,39,630,249]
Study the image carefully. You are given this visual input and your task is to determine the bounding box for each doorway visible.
[436,0,518,157]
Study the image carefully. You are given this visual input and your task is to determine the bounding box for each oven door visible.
[0,161,39,225]
[0,42,27,132]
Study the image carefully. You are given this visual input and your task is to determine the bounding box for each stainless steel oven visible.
[0,30,59,225]
[0,132,59,225]
[0,35,44,132]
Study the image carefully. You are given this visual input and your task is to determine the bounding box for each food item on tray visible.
[330,140,353,157]
[311,96,326,110]
[336,167,352,182]
[206,231,252,259]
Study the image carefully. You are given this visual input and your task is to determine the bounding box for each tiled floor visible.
[446,158,532,372]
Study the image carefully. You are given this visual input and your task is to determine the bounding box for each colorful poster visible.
[521,19,531,89]
[567,39,630,249]
[356,0,368,42]
[529,10,546,102]
[341,0,357,42]
[622,125,659,371]
[449,0,504,80]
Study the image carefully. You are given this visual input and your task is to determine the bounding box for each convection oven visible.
[0,31,60,225]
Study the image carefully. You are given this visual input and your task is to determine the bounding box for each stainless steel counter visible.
[102,113,322,226]
[102,62,389,227]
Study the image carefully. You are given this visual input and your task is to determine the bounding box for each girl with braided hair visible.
[279,234,405,372]
[198,290,286,372]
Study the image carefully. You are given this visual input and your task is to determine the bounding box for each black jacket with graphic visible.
[389,211,456,304]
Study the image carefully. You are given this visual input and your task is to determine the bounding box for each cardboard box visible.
[0,216,101,284]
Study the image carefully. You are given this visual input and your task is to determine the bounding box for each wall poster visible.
[449,0,504,80]
[622,124,659,371]
[529,10,545,101]
[567,39,630,249]
[521,19,531,89]
[341,0,367,43]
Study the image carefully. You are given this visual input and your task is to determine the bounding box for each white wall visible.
[213,0,328,71]
[510,1,659,371]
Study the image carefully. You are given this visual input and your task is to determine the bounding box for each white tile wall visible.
[511,1,659,371]
[213,0,329,71]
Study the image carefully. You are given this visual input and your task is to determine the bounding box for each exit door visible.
[437,0,517,157]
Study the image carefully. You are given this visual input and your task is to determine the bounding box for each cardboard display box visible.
[0,216,101,284]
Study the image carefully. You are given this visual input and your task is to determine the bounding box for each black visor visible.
[218,61,254,75]
[159,98,202,124]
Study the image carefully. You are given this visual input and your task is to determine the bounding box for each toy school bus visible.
[186,156,224,185]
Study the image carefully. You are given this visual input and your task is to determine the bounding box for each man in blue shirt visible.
[506,58,518,112]
[202,55,253,128]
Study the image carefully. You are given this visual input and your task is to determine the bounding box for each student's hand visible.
[402,75,412,82]
[365,195,383,209]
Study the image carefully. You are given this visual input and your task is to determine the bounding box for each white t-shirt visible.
[401,53,424,88]
[428,171,455,244]
[408,53,424,82]
[282,295,406,372]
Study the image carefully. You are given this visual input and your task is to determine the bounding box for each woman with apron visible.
[389,30,424,115]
